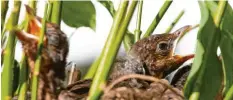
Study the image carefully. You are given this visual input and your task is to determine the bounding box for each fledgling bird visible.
[14,5,69,100]
[58,26,195,99]
[109,25,194,87]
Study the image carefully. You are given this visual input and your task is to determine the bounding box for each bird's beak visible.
[172,25,192,38]
[169,25,193,57]
[25,5,42,38]
[15,29,39,43]
[163,54,194,77]
[171,25,194,67]
[173,54,194,65]
[15,5,43,43]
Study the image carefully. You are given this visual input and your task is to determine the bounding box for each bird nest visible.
[102,74,184,100]
[59,74,186,100]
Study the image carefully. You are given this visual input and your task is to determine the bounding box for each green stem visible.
[31,3,48,100]
[1,1,21,100]
[17,55,29,100]
[50,1,62,25]
[1,1,9,30]
[47,2,53,21]
[224,85,233,100]
[16,1,37,99]
[1,1,9,43]
[84,0,130,79]
[165,10,185,33]
[123,31,134,52]
[84,53,103,79]
[88,1,137,99]
[143,1,172,38]
[100,0,134,52]
[134,0,143,42]
[29,1,37,14]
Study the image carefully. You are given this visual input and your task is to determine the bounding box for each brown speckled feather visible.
[16,18,69,100]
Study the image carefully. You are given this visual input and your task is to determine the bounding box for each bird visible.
[14,5,69,100]
[57,26,195,100]
[14,5,194,100]
[109,25,194,84]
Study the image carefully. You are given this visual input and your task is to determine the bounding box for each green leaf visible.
[219,4,233,95]
[61,1,96,30]
[98,0,115,17]
[220,33,233,95]
[184,2,222,100]
[220,4,233,42]
[225,85,233,100]
[206,1,233,95]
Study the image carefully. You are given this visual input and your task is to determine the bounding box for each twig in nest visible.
[104,74,184,99]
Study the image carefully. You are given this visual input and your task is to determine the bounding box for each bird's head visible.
[14,5,68,70]
[129,26,194,78]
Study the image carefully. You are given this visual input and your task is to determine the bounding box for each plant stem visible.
[84,0,130,79]
[31,3,48,100]
[29,1,37,14]
[134,0,143,42]
[165,10,184,33]
[1,0,9,30]
[123,31,134,51]
[100,0,135,52]
[17,1,37,98]
[1,1,9,43]
[47,2,53,21]
[1,1,21,100]
[50,1,62,25]
[88,1,136,99]
[17,54,29,100]
[143,1,172,38]
[84,53,103,79]
[225,85,233,100]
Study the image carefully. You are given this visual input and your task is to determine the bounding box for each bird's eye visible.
[157,41,169,51]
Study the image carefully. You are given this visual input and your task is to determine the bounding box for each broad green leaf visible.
[207,1,233,95]
[220,34,233,95]
[184,2,222,100]
[225,85,233,100]
[61,1,96,30]
[219,4,233,94]
[98,0,115,17]
[220,4,233,42]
